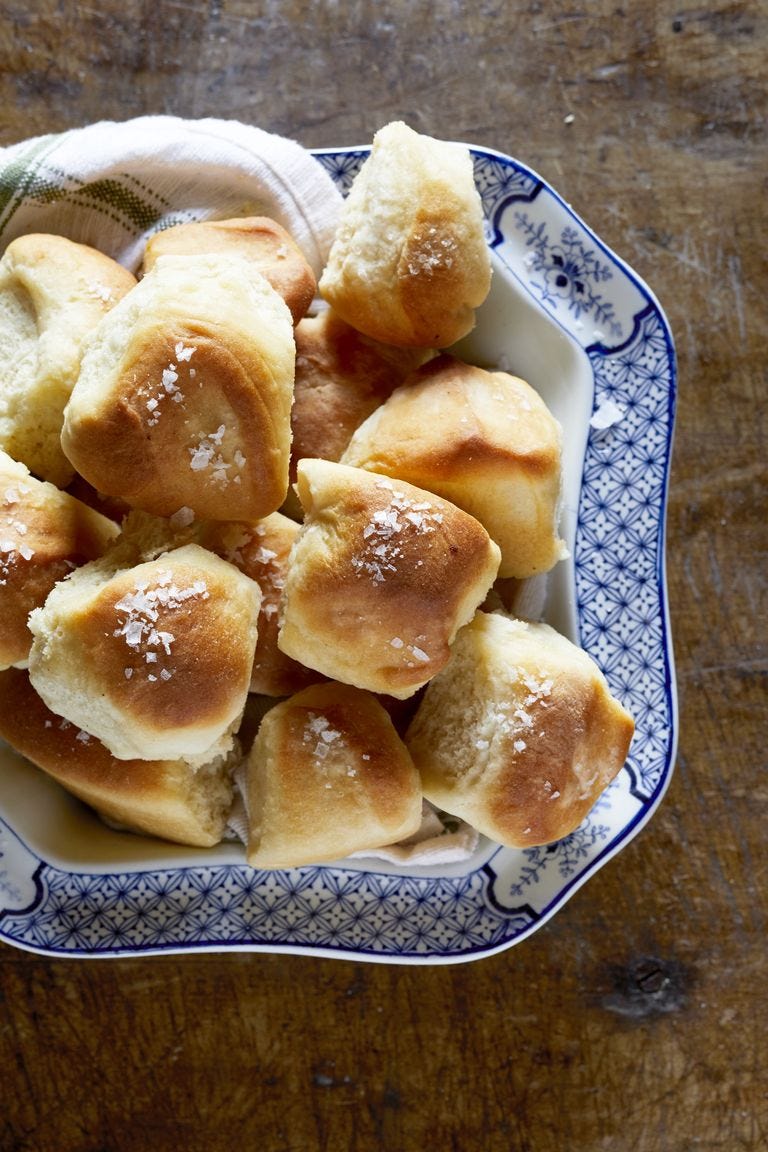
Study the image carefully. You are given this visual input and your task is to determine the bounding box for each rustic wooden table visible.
[0,3,765,1150]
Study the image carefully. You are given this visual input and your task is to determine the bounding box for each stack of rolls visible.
[0,120,633,866]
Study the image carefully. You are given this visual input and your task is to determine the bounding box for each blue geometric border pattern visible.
[0,143,676,962]
[578,305,676,801]
[0,843,532,958]
[314,148,366,196]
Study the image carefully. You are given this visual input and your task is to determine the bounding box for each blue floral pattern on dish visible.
[513,215,622,337]
[0,145,677,962]
[502,816,614,900]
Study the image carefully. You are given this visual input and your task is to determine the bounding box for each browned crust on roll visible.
[27,544,261,761]
[88,584,248,731]
[63,327,287,521]
[396,193,488,348]
[405,613,635,848]
[0,668,233,847]
[484,674,633,845]
[61,254,296,524]
[246,681,423,868]
[278,459,500,698]
[142,217,316,324]
[74,553,257,734]
[348,354,561,479]
[342,353,567,578]
[0,454,119,669]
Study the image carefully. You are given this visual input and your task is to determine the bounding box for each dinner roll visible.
[319,121,491,348]
[283,308,431,518]
[278,459,501,698]
[0,668,235,848]
[202,513,322,697]
[245,681,423,868]
[142,216,316,324]
[61,253,295,522]
[0,233,136,485]
[27,543,261,761]
[0,452,119,670]
[405,612,635,848]
[342,354,568,578]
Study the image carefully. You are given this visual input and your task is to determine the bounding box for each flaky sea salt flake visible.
[161,367,179,393]
[170,506,195,528]
[590,397,625,431]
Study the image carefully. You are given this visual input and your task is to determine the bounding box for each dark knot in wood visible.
[600,956,690,1018]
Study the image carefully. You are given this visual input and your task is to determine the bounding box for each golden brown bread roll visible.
[283,307,431,518]
[61,253,296,522]
[245,681,423,868]
[201,513,323,697]
[342,354,568,579]
[319,121,491,348]
[0,452,119,670]
[405,612,635,848]
[0,668,234,847]
[278,459,501,699]
[142,216,317,324]
[0,233,136,485]
[27,543,261,762]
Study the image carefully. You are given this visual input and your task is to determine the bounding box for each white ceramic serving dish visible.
[0,139,677,963]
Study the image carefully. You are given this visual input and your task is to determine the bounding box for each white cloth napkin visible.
[0,115,343,275]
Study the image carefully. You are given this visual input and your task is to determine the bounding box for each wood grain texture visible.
[1,2,766,1150]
